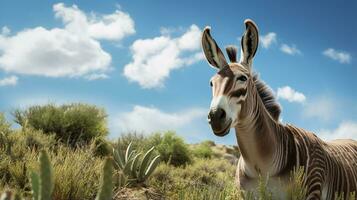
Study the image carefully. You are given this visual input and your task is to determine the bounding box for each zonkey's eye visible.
[210,81,213,87]
[237,75,247,82]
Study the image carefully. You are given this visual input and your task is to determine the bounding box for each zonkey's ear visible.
[201,27,228,69]
[240,19,259,68]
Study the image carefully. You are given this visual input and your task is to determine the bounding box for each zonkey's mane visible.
[253,74,281,121]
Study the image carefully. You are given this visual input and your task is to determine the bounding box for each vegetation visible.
[192,140,214,159]
[146,132,192,166]
[13,103,108,147]
[113,142,161,186]
[0,103,354,199]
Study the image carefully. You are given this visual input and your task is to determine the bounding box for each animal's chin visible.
[212,119,232,137]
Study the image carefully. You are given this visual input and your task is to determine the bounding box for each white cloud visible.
[322,48,351,64]
[318,121,357,141]
[123,24,203,89]
[54,3,135,41]
[0,75,18,86]
[280,43,301,55]
[303,98,335,121]
[1,26,10,36]
[85,73,109,80]
[277,86,306,103]
[112,105,206,134]
[260,32,277,48]
[0,27,111,77]
[0,3,135,79]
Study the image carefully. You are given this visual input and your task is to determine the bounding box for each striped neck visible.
[235,80,283,177]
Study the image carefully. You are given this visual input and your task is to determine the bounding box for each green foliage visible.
[113,142,161,186]
[334,191,356,200]
[193,141,214,159]
[202,140,216,147]
[1,104,354,199]
[149,158,239,199]
[286,167,307,200]
[115,132,148,152]
[0,113,11,135]
[4,129,56,159]
[147,132,191,166]
[0,132,102,199]
[49,146,102,200]
[90,137,112,157]
[175,183,241,200]
[13,103,108,147]
[257,175,272,200]
[96,158,113,200]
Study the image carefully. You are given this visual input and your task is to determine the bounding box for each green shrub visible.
[193,141,214,159]
[13,103,108,147]
[6,129,57,158]
[147,132,191,166]
[49,146,102,200]
[90,137,112,157]
[0,133,102,199]
[0,113,11,135]
[149,158,237,198]
[286,167,307,200]
[115,132,149,152]
[202,140,215,147]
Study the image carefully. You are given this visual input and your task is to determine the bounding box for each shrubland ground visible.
[1,103,341,200]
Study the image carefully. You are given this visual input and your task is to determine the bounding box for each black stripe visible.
[229,88,247,98]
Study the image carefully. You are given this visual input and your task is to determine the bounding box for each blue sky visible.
[0,0,356,144]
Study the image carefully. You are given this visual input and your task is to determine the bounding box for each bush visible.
[0,131,103,199]
[0,113,11,135]
[115,132,149,152]
[149,158,239,199]
[4,128,57,160]
[90,137,112,157]
[147,132,191,166]
[50,146,102,200]
[193,141,214,159]
[0,113,12,152]
[13,103,108,147]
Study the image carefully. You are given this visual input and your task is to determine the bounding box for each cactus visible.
[30,172,40,200]
[30,150,53,200]
[113,142,161,186]
[96,157,113,200]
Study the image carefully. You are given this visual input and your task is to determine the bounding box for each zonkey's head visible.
[202,19,259,137]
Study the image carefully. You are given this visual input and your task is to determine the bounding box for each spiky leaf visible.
[123,158,134,176]
[144,155,161,179]
[138,146,155,179]
[125,142,133,162]
[113,149,124,170]
[130,153,142,178]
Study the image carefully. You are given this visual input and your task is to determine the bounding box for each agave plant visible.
[113,142,160,186]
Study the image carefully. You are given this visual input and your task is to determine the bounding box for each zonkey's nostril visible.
[219,109,226,119]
